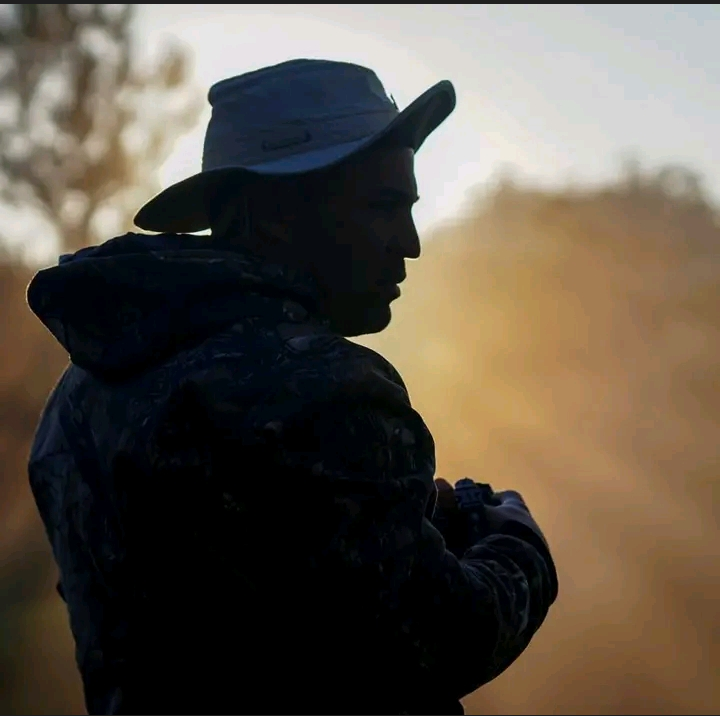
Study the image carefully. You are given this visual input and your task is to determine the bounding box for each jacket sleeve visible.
[402,515,558,699]
[156,359,559,703]
[181,371,560,703]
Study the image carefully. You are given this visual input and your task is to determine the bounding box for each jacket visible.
[27,232,558,715]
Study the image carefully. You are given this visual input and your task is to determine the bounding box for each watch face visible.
[454,479,493,510]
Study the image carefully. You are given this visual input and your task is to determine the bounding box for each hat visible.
[134,58,456,233]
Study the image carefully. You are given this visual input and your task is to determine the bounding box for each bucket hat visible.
[134,58,456,233]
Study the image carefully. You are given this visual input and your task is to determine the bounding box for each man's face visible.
[306,146,421,337]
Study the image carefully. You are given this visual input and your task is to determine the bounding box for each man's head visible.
[134,60,456,334]
[207,143,420,337]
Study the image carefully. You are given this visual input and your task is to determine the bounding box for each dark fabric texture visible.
[27,233,558,715]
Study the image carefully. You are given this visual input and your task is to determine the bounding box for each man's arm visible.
[178,368,559,703]
[401,513,557,699]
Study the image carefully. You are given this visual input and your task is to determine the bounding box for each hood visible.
[27,232,320,382]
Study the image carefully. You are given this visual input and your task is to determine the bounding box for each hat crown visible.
[202,59,399,171]
[208,59,395,117]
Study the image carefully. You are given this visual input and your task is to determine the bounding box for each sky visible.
[135,3,720,234]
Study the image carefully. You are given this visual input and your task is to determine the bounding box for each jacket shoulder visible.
[176,316,412,431]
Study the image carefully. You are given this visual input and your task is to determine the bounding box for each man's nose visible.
[390,222,421,260]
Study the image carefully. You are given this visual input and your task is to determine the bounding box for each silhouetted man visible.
[27,59,558,715]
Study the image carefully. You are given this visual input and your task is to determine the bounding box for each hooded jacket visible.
[27,232,558,715]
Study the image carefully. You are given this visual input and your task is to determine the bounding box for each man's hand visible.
[434,478,458,513]
[433,479,549,554]
[482,489,550,551]
[432,478,468,555]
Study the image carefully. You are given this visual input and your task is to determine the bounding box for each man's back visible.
[28,233,557,714]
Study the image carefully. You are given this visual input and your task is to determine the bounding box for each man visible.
[27,59,558,715]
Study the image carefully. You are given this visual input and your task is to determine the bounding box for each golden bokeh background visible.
[0,6,718,715]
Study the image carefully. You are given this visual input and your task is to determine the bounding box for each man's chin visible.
[330,300,393,337]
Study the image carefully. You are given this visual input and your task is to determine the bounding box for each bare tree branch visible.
[0,4,203,252]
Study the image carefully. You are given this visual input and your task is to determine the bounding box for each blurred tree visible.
[0,3,202,254]
[0,6,202,712]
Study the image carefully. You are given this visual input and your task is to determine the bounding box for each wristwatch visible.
[432,478,499,555]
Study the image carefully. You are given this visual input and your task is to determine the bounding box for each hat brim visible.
[134,80,456,233]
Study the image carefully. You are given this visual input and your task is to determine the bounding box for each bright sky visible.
[136,3,720,235]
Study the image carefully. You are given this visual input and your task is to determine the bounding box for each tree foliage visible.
[0,4,202,254]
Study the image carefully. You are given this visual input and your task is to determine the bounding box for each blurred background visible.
[0,4,717,715]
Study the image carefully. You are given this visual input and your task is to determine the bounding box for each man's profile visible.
[26,59,558,715]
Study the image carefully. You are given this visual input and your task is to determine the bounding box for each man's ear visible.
[254,216,294,244]
[211,201,243,240]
